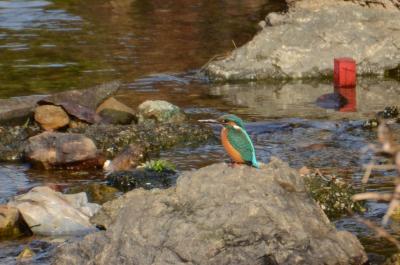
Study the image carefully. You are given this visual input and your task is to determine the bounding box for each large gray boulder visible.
[53,158,367,265]
[206,0,400,80]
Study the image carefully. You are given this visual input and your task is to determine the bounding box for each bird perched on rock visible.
[200,114,259,168]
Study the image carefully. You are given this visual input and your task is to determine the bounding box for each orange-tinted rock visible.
[34,105,69,131]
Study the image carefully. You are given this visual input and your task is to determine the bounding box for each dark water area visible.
[0,0,400,264]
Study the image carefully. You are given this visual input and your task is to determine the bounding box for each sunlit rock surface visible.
[53,158,367,265]
[206,0,400,80]
[8,186,99,236]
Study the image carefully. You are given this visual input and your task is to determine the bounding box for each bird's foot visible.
[228,161,241,168]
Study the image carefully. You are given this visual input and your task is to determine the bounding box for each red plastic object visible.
[334,58,356,87]
[335,86,357,112]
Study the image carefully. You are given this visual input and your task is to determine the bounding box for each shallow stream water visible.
[0,0,399,264]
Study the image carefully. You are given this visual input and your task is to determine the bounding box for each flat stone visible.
[0,95,47,125]
[39,81,121,124]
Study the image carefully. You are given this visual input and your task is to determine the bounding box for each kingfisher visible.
[200,114,259,168]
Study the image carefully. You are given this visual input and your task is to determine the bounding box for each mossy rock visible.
[106,168,177,192]
[304,173,365,219]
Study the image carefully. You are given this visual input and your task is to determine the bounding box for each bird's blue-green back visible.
[226,124,259,168]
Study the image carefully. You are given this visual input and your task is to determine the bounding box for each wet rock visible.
[39,81,120,124]
[0,205,31,240]
[206,0,400,80]
[24,132,103,169]
[66,184,121,205]
[34,105,70,131]
[377,106,399,120]
[137,100,186,124]
[315,92,348,110]
[8,186,100,236]
[106,167,177,192]
[0,125,41,161]
[69,122,213,158]
[103,144,146,172]
[304,172,365,219]
[0,95,47,125]
[98,108,136,125]
[54,158,367,265]
[96,97,137,125]
[40,81,121,111]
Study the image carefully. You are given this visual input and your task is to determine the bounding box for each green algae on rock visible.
[304,173,365,219]
[69,122,214,158]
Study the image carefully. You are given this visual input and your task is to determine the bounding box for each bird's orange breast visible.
[221,127,244,163]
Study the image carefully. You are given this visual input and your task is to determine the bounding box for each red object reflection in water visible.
[335,86,357,112]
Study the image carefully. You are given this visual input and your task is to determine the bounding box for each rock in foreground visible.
[206,0,400,80]
[8,186,100,236]
[53,158,367,265]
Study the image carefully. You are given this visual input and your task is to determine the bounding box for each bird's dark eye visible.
[223,119,228,123]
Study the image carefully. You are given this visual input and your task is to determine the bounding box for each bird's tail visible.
[252,159,260,169]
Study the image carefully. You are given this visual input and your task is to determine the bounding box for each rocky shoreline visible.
[205,0,400,80]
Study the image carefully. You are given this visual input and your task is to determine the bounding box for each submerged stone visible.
[54,158,367,265]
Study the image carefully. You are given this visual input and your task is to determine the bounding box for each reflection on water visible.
[209,79,400,119]
[0,0,287,97]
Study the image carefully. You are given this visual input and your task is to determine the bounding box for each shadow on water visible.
[0,0,400,264]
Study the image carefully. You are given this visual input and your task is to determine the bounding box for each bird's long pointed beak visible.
[198,119,220,124]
